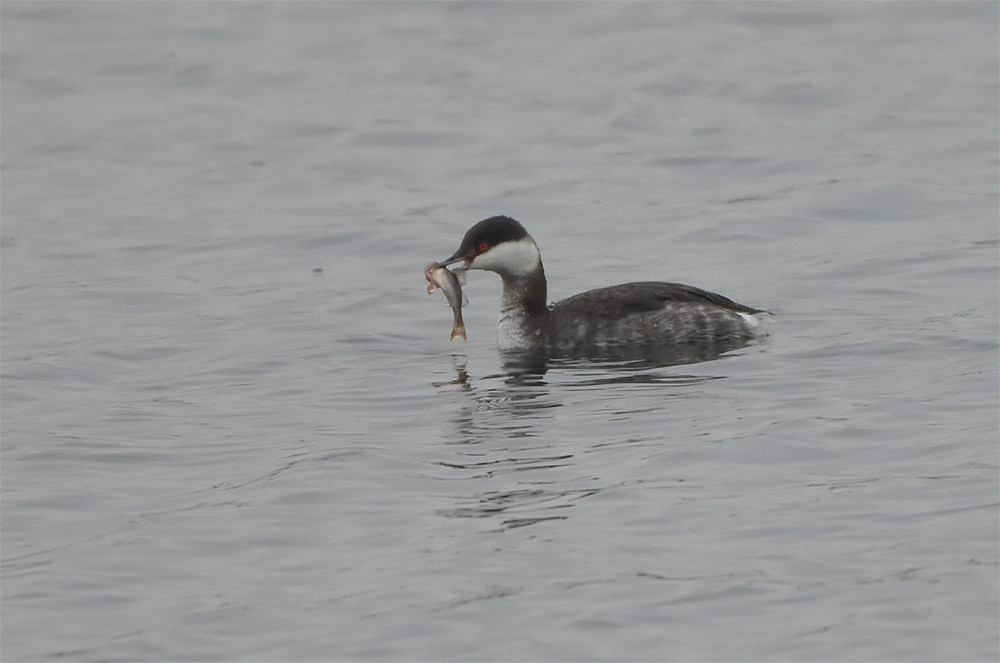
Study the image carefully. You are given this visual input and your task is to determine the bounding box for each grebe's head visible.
[439,216,541,278]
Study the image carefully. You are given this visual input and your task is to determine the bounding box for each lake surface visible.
[2,2,997,661]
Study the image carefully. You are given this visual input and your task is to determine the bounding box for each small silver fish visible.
[425,261,467,342]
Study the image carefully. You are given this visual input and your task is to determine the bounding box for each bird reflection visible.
[428,345,746,531]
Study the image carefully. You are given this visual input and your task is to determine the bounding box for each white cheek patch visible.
[471,237,541,276]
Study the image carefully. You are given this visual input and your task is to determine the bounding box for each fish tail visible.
[451,322,467,342]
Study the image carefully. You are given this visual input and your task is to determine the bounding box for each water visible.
[2,2,997,661]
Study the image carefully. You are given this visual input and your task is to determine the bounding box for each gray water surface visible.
[2,3,998,661]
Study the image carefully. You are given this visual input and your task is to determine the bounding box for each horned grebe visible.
[437,216,767,358]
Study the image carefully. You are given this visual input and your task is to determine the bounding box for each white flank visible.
[739,311,771,339]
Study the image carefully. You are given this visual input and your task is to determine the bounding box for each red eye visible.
[477,242,490,253]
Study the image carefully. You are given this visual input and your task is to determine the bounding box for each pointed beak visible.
[438,253,470,270]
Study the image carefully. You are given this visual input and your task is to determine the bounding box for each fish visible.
[425,261,467,342]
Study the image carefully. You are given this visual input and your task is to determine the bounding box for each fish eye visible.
[478,242,490,253]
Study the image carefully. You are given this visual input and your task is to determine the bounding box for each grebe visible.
[437,216,767,358]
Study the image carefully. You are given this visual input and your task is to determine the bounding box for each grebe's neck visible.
[500,261,548,312]
[497,264,551,350]
[477,238,551,350]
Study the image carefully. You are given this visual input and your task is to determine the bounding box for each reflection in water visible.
[497,341,757,381]
[437,454,573,474]
[440,486,599,531]
[431,347,740,531]
[430,354,473,389]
